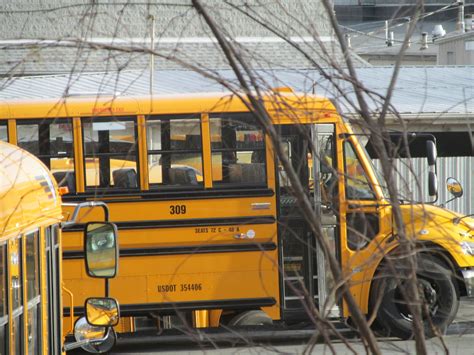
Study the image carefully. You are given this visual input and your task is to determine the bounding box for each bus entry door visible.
[278,124,339,322]
[310,124,339,317]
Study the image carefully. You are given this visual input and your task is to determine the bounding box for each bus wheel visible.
[228,310,273,326]
[370,257,459,340]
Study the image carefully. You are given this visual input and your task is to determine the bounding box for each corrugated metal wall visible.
[374,157,473,215]
[437,157,473,214]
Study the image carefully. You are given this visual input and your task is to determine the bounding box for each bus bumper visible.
[462,268,474,297]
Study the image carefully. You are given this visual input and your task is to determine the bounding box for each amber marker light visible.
[58,186,69,195]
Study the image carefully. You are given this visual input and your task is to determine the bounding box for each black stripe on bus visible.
[63,215,276,232]
[63,241,277,259]
[63,297,276,317]
[61,188,274,203]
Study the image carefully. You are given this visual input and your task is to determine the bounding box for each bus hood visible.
[399,204,474,267]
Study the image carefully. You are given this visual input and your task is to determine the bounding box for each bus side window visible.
[210,113,266,187]
[343,141,375,200]
[25,231,41,354]
[0,122,7,142]
[319,134,337,204]
[146,116,203,188]
[0,244,6,354]
[82,117,138,191]
[10,237,23,355]
[16,119,75,193]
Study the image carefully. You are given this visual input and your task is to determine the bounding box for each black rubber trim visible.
[62,188,274,203]
[63,297,276,317]
[63,241,277,259]
[111,326,356,347]
[63,215,275,232]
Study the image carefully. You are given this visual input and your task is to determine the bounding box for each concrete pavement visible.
[110,298,474,354]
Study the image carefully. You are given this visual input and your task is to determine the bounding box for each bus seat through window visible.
[251,150,265,163]
[229,163,265,184]
[113,169,138,189]
[185,135,201,149]
[168,167,198,186]
[53,171,75,193]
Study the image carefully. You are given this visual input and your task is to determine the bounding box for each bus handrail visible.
[62,283,75,335]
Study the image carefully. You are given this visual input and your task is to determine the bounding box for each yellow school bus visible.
[0,91,473,340]
[0,141,120,354]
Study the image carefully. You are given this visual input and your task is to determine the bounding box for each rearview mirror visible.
[84,222,118,278]
[69,317,116,353]
[446,177,463,198]
[85,297,120,327]
[426,140,437,166]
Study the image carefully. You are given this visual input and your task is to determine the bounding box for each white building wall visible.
[438,34,474,65]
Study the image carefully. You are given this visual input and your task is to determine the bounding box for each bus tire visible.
[228,310,273,326]
[370,257,459,340]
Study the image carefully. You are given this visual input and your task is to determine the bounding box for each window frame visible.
[10,234,24,355]
[209,112,267,188]
[16,118,75,193]
[343,141,376,200]
[0,242,7,354]
[25,230,41,355]
[81,116,140,192]
[0,121,8,142]
[16,118,74,164]
[145,114,204,189]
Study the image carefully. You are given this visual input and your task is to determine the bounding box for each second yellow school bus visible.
[1,90,473,339]
[0,141,120,354]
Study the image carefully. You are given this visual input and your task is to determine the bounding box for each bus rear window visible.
[210,113,266,187]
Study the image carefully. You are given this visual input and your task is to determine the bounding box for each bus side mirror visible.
[426,140,438,199]
[85,297,120,327]
[426,140,437,166]
[428,171,438,196]
[84,222,118,278]
[68,317,116,353]
[446,177,463,198]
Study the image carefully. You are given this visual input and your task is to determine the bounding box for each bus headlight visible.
[465,220,474,231]
[460,241,474,256]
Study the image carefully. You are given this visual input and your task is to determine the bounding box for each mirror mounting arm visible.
[453,214,474,225]
[62,201,111,228]
[441,196,457,208]
[63,328,111,352]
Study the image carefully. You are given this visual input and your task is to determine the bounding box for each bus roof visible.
[0,141,62,240]
[0,92,337,123]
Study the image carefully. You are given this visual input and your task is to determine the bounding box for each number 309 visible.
[170,205,186,215]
